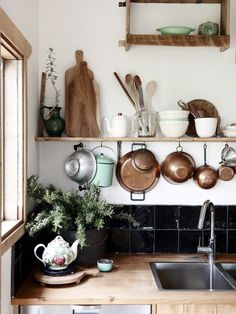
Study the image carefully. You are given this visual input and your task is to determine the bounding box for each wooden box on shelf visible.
[119,0,230,51]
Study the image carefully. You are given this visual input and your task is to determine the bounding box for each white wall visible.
[38,0,236,205]
[0,1,39,313]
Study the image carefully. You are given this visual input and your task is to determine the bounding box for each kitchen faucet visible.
[197,200,216,263]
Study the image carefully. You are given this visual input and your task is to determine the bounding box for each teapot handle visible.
[34,244,46,266]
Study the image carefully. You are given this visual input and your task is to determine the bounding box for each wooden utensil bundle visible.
[114,72,157,114]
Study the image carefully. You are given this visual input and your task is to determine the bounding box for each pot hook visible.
[176,142,183,153]
[203,143,208,166]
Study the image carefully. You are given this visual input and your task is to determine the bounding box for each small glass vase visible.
[41,106,65,137]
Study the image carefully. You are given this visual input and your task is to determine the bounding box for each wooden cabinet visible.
[155,304,236,314]
[119,0,230,51]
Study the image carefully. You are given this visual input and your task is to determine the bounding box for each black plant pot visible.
[62,228,108,268]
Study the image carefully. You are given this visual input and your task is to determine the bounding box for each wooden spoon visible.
[134,75,145,111]
[145,81,157,111]
[125,74,139,111]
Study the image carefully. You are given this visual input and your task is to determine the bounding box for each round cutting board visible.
[33,266,99,286]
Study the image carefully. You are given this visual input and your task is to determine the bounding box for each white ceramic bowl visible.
[159,120,189,137]
[194,117,217,138]
[158,110,189,121]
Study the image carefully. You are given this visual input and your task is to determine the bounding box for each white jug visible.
[104,113,133,137]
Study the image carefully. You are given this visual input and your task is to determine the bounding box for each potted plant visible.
[26,175,139,265]
[41,47,65,136]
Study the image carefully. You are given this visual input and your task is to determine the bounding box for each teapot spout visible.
[71,239,80,261]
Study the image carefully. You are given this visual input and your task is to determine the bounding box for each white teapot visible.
[34,236,79,270]
[103,113,133,137]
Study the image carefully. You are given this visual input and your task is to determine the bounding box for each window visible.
[0,8,31,254]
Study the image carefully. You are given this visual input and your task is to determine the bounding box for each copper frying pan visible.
[194,143,218,189]
[116,146,160,200]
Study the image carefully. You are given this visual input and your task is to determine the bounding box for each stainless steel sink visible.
[220,263,236,282]
[150,262,236,290]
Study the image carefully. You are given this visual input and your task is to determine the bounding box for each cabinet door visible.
[184,305,216,314]
[216,305,236,314]
[156,304,183,314]
[20,305,72,314]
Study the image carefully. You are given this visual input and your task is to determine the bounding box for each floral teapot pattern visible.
[34,235,79,270]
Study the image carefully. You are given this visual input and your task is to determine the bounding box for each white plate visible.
[222,131,236,137]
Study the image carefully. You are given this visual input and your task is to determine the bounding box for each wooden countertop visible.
[12,254,236,306]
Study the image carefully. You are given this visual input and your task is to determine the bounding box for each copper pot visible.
[218,164,235,181]
[116,145,160,200]
[161,146,195,184]
[194,144,218,189]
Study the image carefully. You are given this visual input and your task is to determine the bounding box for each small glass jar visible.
[135,110,158,137]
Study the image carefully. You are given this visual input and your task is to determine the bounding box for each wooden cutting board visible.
[65,51,100,137]
[33,266,99,286]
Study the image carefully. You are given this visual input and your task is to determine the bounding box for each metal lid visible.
[96,153,114,164]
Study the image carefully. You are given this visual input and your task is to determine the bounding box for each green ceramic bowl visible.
[156,26,195,35]
[97,259,113,272]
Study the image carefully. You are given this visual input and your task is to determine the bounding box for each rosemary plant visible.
[26,175,139,248]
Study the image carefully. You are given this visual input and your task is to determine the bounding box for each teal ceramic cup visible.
[97,259,113,272]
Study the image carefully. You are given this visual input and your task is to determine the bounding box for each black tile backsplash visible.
[11,204,236,297]
[155,230,179,253]
[155,205,179,229]
[107,205,236,254]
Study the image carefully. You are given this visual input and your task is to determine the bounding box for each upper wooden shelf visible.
[129,1,224,3]
[123,34,230,48]
[35,136,236,143]
[119,0,230,51]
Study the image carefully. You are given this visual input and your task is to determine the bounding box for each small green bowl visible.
[97,259,113,272]
[156,26,195,35]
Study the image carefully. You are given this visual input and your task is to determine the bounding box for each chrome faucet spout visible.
[197,200,216,262]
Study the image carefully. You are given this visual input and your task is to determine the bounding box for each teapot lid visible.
[96,153,114,164]
[48,236,70,248]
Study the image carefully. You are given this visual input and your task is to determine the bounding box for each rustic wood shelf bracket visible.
[118,1,126,7]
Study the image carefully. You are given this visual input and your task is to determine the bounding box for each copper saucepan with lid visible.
[161,144,196,184]
[194,143,218,189]
[116,143,160,201]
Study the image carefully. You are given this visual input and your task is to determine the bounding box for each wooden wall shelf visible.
[119,0,230,51]
[35,136,236,143]
[123,34,230,48]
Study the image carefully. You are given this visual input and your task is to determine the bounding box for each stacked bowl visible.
[222,125,236,138]
[158,110,189,137]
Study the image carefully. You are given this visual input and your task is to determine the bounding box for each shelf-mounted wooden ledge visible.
[35,136,236,143]
[119,34,230,51]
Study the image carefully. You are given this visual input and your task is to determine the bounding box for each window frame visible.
[0,8,31,255]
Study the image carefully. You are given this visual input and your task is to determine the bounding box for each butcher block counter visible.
[12,254,236,314]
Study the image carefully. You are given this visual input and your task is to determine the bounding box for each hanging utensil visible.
[161,143,195,185]
[194,143,218,189]
[145,81,157,111]
[65,143,97,190]
[220,143,236,167]
[116,143,160,201]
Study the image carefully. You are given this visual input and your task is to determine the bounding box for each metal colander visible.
[65,143,96,187]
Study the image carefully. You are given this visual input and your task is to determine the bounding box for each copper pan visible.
[194,144,218,189]
[116,145,160,200]
[161,145,195,184]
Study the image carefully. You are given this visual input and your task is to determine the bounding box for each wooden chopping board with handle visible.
[65,51,100,137]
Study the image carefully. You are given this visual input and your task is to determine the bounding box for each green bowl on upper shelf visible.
[156,26,195,35]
